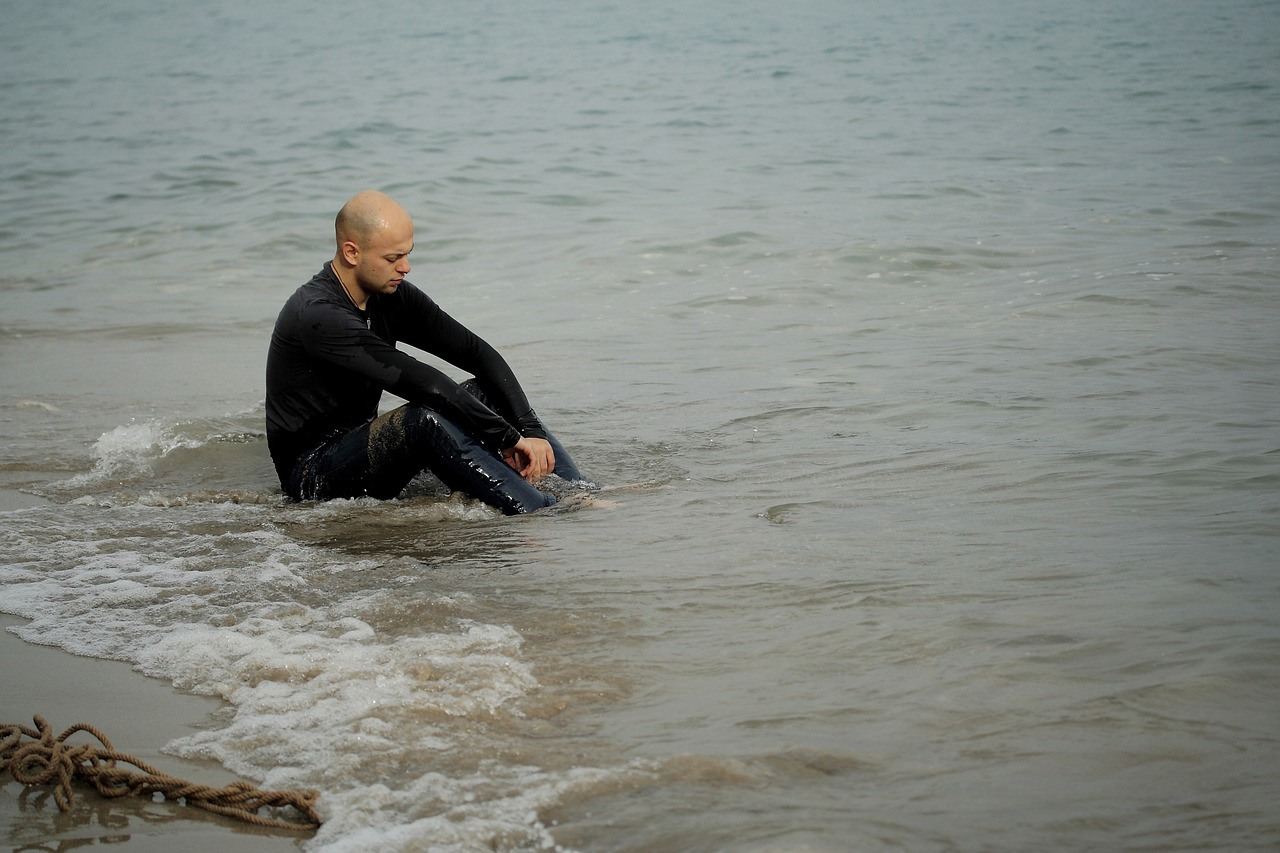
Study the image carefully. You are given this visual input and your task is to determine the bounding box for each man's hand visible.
[502,436,555,483]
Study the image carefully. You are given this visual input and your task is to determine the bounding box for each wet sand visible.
[1,614,309,851]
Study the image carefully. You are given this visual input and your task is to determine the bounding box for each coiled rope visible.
[1,715,320,831]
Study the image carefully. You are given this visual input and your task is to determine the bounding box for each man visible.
[265,190,587,514]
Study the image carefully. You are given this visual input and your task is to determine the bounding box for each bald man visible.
[265,190,589,514]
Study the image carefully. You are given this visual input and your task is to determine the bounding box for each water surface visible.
[2,1,1278,850]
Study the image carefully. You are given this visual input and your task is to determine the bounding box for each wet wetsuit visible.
[265,263,583,513]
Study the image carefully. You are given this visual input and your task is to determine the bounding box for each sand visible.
[1,614,310,851]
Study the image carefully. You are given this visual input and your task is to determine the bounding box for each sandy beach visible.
[1,613,309,852]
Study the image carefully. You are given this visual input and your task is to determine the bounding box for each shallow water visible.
[2,1,1278,850]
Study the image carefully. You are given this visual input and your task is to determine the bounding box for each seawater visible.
[2,1,1278,850]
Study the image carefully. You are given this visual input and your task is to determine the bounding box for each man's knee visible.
[363,403,559,514]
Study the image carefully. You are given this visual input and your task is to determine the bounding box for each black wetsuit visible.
[265,263,573,511]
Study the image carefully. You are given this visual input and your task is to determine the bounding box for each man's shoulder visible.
[273,269,347,334]
[375,279,439,315]
[285,270,345,311]
[389,278,433,304]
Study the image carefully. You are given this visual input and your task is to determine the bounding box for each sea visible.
[2,0,1277,850]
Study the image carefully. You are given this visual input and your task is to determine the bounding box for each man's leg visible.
[364,405,556,514]
[288,420,388,501]
[459,379,591,484]
[289,400,587,514]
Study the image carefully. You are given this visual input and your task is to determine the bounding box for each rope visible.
[1,715,320,831]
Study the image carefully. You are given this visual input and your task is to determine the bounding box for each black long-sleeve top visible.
[265,263,546,487]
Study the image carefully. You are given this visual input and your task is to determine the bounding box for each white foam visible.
[55,416,267,495]
[82,419,195,479]
[0,426,645,851]
[14,399,60,412]
[306,761,641,853]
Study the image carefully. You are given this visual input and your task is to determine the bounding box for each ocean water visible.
[2,0,1278,850]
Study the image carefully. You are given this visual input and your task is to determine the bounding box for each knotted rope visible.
[1,715,320,831]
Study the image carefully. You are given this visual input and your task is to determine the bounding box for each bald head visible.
[335,190,413,251]
[331,191,415,305]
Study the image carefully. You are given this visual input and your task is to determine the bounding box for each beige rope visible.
[2,715,320,831]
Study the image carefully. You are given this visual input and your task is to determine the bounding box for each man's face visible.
[353,216,414,297]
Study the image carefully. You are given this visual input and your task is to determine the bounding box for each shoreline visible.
[1,614,309,851]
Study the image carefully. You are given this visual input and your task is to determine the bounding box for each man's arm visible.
[298,297,524,453]
[392,286,549,441]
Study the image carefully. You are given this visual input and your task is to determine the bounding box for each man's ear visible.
[340,240,361,266]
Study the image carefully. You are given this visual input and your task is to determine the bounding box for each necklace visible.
[332,265,364,310]
[332,264,371,327]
